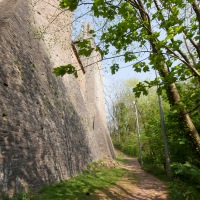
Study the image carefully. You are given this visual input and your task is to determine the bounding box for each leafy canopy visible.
[56,0,200,110]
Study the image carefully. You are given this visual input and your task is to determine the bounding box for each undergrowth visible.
[142,161,200,200]
[113,138,138,157]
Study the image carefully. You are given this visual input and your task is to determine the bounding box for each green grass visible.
[1,161,130,200]
[115,157,128,164]
[30,164,128,200]
[115,151,129,164]
[0,191,29,200]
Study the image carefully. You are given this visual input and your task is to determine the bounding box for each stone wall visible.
[0,0,114,196]
[73,23,115,157]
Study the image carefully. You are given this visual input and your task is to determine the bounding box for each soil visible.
[93,152,169,200]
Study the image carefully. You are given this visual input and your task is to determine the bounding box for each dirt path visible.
[93,152,169,200]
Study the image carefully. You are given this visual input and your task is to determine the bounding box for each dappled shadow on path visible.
[29,152,168,200]
[92,154,169,200]
[93,180,168,200]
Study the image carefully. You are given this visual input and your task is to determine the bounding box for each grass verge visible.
[1,161,130,200]
[32,166,128,200]
[115,151,129,164]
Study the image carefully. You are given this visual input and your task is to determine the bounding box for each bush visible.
[168,178,200,200]
[113,138,138,157]
[171,162,200,185]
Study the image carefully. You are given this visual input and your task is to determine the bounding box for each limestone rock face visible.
[0,0,114,195]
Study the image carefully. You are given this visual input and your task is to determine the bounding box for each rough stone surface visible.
[0,0,114,195]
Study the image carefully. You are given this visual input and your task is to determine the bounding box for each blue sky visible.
[102,60,155,89]
[72,5,156,91]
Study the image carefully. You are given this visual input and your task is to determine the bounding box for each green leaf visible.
[53,64,78,78]
[133,82,148,97]
[59,0,79,11]
[110,64,119,74]
[89,30,95,34]
[133,63,141,72]
[92,0,117,20]
[124,52,137,62]
[77,39,94,57]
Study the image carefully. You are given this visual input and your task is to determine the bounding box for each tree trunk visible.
[129,0,200,154]
[164,73,200,154]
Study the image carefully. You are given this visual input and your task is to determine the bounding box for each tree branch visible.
[184,35,197,66]
[185,103,200,114]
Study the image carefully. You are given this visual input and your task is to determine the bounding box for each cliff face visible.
[0,0,114,195]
